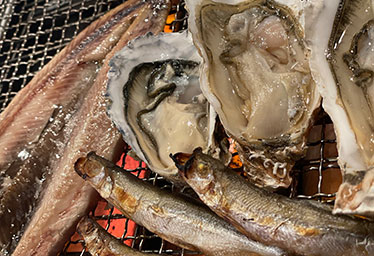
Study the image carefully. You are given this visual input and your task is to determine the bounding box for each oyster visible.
[186,0,321,188]
[106,31,217,184]
[310,0,374,216]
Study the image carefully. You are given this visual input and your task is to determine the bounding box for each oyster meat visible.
[310,0,374,216]
[186,0,321,188]
[106,31,217,184]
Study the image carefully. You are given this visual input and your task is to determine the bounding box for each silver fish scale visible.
[0,0,339,255]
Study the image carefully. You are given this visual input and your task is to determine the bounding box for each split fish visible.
[0,0,171,255]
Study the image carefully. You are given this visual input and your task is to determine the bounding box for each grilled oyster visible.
[186,0,321,189]
[106,32,217,184]
[310,0,374,216]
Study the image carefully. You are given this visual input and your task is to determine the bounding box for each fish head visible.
[171,148,217,194]
[77,216,96,237]
[75,152,113,198]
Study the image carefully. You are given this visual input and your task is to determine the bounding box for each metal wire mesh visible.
[0,0,341,255]
[0,0,128,112]
[293,113,340,203]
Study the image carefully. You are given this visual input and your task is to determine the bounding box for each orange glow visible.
[164,14,176,33]
[65,232,84,252]
[66,151,146,252]
[228,139,243,169]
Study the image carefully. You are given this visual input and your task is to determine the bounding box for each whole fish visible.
[172,149,374,256]
[77,216,163,256]
[75,152,287,256]
[2,1,171,255]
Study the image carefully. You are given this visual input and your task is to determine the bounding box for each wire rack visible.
[0,0,341,255]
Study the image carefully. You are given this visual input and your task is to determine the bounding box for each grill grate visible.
[0,1,341,255]
[0,0,127,112]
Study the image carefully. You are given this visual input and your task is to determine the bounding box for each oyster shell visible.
[186,0,321,189]
[310,0,374,216]
[106,32,217,184]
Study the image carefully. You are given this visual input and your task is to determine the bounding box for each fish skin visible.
[74,152,287,256]
[77,216,163,256]
[0,0,143,171]
[7,1,171,256]
[173,149,374,256]
[0,62,98,254]
[0,0,143,253]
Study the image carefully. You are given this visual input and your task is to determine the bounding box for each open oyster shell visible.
[310,0,374,216]
[186,0,321,189]
[106,32,218,184]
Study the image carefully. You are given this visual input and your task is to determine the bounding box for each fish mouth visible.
[170,153,195,178]
[75,157,89,179]
[74,151,101,179]
[170,148,204,178]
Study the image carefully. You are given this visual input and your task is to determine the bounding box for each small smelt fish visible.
[77,216,162,256]
[172,148,374,256]
[75,152,287,256]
